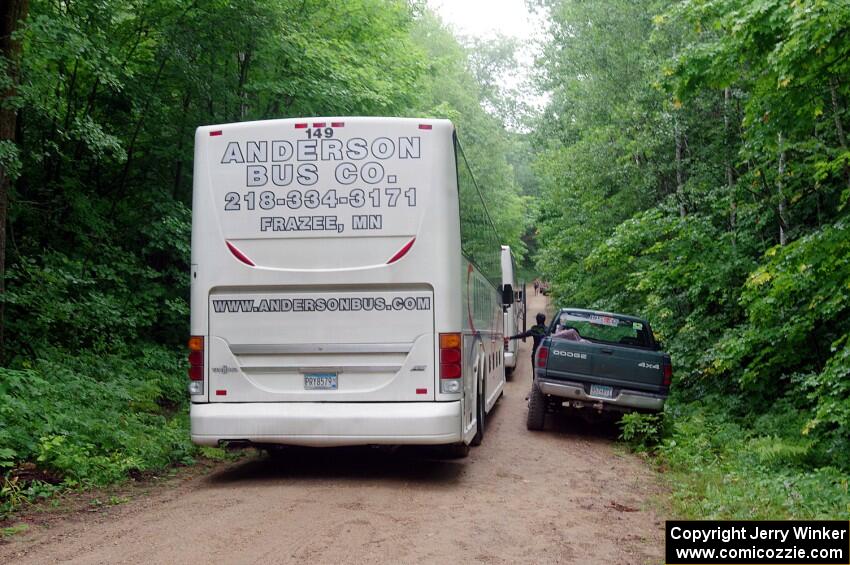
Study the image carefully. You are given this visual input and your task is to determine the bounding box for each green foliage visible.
[619,412,663,452]
[198,446,244,462]
[1,524,30,538]
[0,347,193,516]
[660,399,850,519]
[535,0,850,518]
[710,221,850,403]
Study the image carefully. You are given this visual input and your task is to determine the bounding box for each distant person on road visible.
[506,312,547,366]
[533,279,540,296]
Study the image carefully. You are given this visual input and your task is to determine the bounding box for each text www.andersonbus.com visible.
[212,296,432,314]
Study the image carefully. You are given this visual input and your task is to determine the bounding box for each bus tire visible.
[264,446,291,463]
[440,442,470,459]
[526,380,546,431]
[470,379,485,446]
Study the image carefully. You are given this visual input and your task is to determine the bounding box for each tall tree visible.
[0,0,29,352]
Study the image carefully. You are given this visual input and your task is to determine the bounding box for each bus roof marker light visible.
[331,122,345,128]
[312,122,326,128]
[294,123,308,129]
[418,124,432,130]
[386,237,416,264]
[226,241,256,266]
[209,130,222,136]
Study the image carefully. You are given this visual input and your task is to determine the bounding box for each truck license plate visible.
[304,373,338,390]
[589,384,613,398]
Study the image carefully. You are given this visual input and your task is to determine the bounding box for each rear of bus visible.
[188,117,465,448]
[501,246,520,372]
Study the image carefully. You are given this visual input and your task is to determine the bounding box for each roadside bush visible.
[0,346,194,517]
[618,412,664,452]
[659,399,850,519]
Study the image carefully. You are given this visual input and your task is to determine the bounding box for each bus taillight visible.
[188,336,204,395]
[439,333,462,393]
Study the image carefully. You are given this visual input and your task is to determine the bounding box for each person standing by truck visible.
[506,312,547,366]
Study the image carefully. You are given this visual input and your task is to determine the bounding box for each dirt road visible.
[1,289,665,564]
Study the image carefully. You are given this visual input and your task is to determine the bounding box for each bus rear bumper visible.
[190,401,462,447]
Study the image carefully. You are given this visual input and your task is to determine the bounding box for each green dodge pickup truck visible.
[527,308,671,430]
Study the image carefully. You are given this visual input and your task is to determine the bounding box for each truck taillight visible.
[535,345,549,368]
[439,333,462,393]
[188,336,204,395]
[662,358,673,386]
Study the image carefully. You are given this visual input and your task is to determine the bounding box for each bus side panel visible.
[461,259,505,442]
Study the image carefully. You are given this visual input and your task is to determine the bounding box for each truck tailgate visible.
[546,339,667,393]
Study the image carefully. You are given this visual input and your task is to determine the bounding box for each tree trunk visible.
[777,132,789,245]
[724,88,736,245]
[0,0,30,356]
[172,93,192,200]
[237,48,252,120]
[829,78,850,191]
[674,115,686,218]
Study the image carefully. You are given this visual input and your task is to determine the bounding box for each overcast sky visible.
[427,0,549,115]
[427,0,542,41]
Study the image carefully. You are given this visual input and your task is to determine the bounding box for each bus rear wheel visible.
[439,442,470,459]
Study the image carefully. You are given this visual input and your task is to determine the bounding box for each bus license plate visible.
[589,384,613,398]
[304,373,338,390]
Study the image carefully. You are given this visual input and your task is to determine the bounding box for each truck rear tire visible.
[526,380,546,431]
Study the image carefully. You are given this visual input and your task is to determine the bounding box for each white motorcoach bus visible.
[188,117,506,456]
[500,245,525,376]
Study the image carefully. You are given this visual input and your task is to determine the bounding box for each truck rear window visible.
[554,312,653,348]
